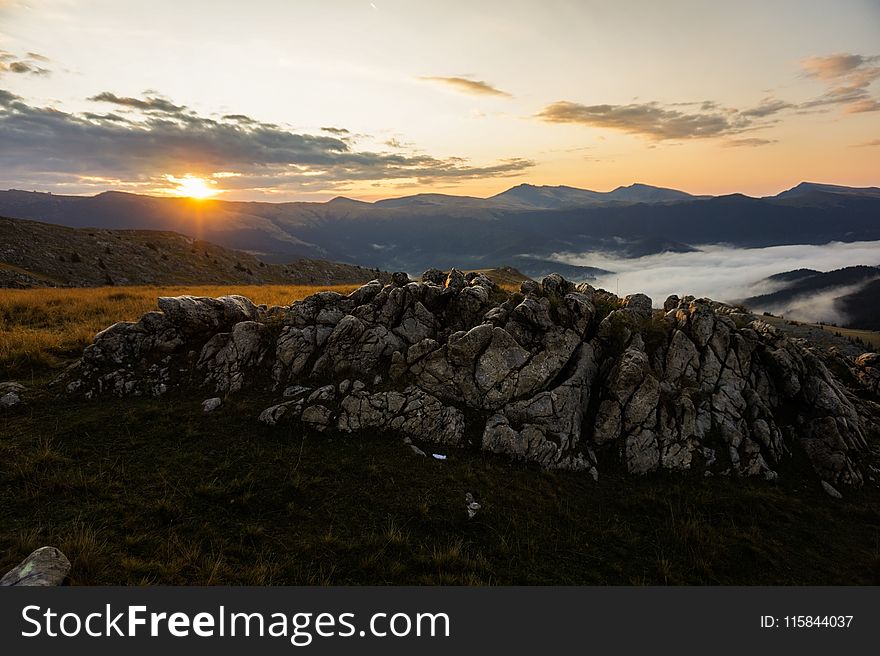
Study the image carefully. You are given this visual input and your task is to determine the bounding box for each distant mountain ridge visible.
[773,181,880,200]
[0,182,878,273]
[375,182,704,210]
[488,182,703,208]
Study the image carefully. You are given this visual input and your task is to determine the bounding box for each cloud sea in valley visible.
[553,240,880,323]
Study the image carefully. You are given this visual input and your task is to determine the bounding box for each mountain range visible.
[0,181,878,277]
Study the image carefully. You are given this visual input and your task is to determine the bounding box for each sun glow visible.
[168,175,218,199]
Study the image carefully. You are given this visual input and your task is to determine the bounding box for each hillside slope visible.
[839,279,880,331]
[0,215,386,287]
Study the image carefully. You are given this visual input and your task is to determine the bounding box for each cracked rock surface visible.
[61,269,880,486]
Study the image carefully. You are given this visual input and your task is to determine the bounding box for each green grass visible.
[1,391,878,585]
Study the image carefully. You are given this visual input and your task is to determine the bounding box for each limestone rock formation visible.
[60,269,880,487]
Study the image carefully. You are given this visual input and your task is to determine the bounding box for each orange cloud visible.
[420,76,512,98]
[801,53,880,113]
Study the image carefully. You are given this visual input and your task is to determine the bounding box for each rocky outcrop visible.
[61,269,880,487]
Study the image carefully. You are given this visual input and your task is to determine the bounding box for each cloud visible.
[420,76,512,98]
[739,98,795,118]
[81,112,128,122]
[537,53,879,141]
[551,241,880,323]
[800,53,880,114]
[0,49,51,76]
[222,114,257,124]
[723,138,777,148]
[843,98,880,113]
[88,91,187,114]
[535,100,752,140]
[854,138,880,147]
[801,54,875,80]
[0,90,534,195]
[321,126,350,135]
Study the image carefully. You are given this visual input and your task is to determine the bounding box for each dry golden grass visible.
[0,284,358,378]
[818,325,880,349]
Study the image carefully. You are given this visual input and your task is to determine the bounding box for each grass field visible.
[1,283,879,585]
[760,315,880,351]
[0,284,359,381]
[820,325,880,349]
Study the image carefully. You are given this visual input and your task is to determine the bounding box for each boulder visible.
[391,271,411,287]
[422,268,446,284]
[157,295,259,334]
[0,547,70,586]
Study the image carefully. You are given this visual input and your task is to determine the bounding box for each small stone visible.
[821,481,843,499]
[465,492,481,519]
[283,385,312,398]
[202,397,221,413]
[0,392,22,409]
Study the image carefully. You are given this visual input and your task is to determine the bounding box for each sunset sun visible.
[169,175,218,199]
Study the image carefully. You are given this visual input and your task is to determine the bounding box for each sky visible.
[1,0,878,201]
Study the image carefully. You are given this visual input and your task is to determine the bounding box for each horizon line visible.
[2,179,879,205]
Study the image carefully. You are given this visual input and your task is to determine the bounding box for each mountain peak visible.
[606,183,697,203]
[776,181,880,199]
[612,182,657,191]
[326,196,370,206]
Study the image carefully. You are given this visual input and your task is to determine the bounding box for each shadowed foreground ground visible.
[1,390,878,585]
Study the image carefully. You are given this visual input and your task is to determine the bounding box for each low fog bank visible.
[550,241,880,325]
[749,281,880,324]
